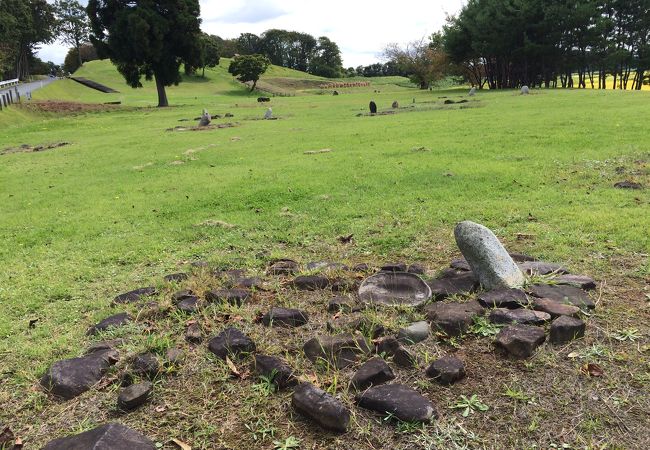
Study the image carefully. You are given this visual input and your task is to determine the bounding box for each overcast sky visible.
[38,0,465,67]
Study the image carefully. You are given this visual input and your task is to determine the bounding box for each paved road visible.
[0,77,56,99]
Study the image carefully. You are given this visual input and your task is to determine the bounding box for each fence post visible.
[8,90,13,104]
[14,86,20,103]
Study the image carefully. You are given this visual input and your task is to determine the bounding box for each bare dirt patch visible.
[1,142,70,156]
[21,101,119,114]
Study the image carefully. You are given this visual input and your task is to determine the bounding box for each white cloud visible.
[38,0,465,67]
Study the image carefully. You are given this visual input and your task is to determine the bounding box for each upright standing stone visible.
[521,86,530,95]
[198,109,211,126]
[468,87,476,96]
[454,221,525,290]
[369,101,377,114]
[264,108,273,119]
[391,100,399,109]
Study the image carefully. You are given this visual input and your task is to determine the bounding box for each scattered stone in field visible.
[469,87,476,96]
[380,262,408,272]
[532,298,581,318]
[293,274,329,290]
[85,339,123,354]
[333,90,339,95]
[374,337,417,368]
[454,221,525,289]
[358,272,431,307]
[425,356,466,384]
[208,327,256,360]
[303,333,370,369]
[172,289,195,302]
[350,357,395,390]
[477,288,529,309]
[519,261,568,275]
[444,99,455,104]
[450,258,471,271]
[392,100,399,109]
[425,301,485,337]
[262,307,309,327]
[356,384,437,422]
[215,268,247,280]
[163,272,188,283]
[253,354,297,388]
[87,312,132,335]
[427,271,478,300]
[165,347,184,364]
[118,381,152,410]
[306,261,348,272]
[225,112,234,118]
[264,108,273,119]
[397,321,430,345]
[488,308,551,325]
[131,353,160,379]
[352,263,372,272]
[304,148,333,155]
[177,295,200,313]
[554,274,596,290]
[328,296,356,312]
[614,180,643,189]
[113,287,157,304]
[198,109,211,127]
[267,259,300,275]
[327,315,385,339]
[40,349,118,399]
[549,316,586,344]
[528,284,595,309]
[185,322,202,343]
[205,288,251,306]
[369,101,377,114]
[292,383,350,432]
[42,423,155,449]
[406,264,427,275]
[234,276,264,290]
[494,324,546,358]
[191,260,209,267]
[521,86,530,95]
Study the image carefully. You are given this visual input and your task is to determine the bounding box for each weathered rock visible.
[185,322,202,343]
[454,221,525,289]
[356,384,437,422]
[293,275,329,290]
[488,308,551,325]
[468,87,476,96]
[528,284,595,309]
[87,312,131,335]
[519,261,568,275]
[374,337,417,368]
[198,109,211,126]
[85,339,123,354]
[208,327,256,360]
[549,316,586,344]
[303,334,370,369]
[369,101,377,114]
[131,353,160,379]
[425,301,485,337]
[350,357,395,390]
[267,259,299,275]
[165,347,184,364]
[41,349,119,399]
[253,354,297,388]
[494,324,546,358]
[614,180,643,189]
[391,100,399,109]
[163,272,188,283]
[205,288,251,306]
[532,297,581,318]
[118,381,152,410]
[234,276,264,290]
[427,272,478,300]
[407,264,426,275]
[172,289,195,302]
[425,356,466,384]
[0,425,14,448]
[477,288,529,309]
[554,274,596,291]
[306,261,347,272]
[380,262,407,272]
[292,383,350,432]
[177,295,200,313]
[358,272,431,307]
[113,287,157,304]
[450,258,471,271]
[262,307,309,327]
[521,85,530,95]
[42,423,155,450]
[264,107,273,119]
[327,296,356,313]
[397,321,430,344]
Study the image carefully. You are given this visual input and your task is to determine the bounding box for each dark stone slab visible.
[427,272,478,300]
[549,316,586,344]
[494,324,546,358]
[614,180,643,189]
[327,296,356,313]
[425,356,466,384]
[292,383,350,432]
[185,322,202,343]
[356,384,437,422]
[253,354,297,388]
[532,298,581,318]
[519,261,569,275]
[208,327,256,360]
[41,349,118,399]
[163,272,188,283]
[374,337,417,368]
[350,357,395,390]
[425,301,485,337]
[118,381,152,410]
[293,275,329,290]
[554,274,596,291]
[267,259,299,275]
[450,258,471,271]
[303,334,370,369]
[131,353,160,379]
[87,312,131,335]
[205,288,251,306]
[358,272,432,307]
[85,339,123,354]
[177,296,200,313]
[42,423,155,449]
[407,264,427,275]
[172,289,195,302]
[509,253,537,262]
[528,284,595,309]
[488,308,551,325]
[262,307,309,327]
[113,287,157,304]
[477,288,529,309]
[235,277,264,290]
[380,262,408,272]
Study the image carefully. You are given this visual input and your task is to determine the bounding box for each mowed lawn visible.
[0,60,648,447]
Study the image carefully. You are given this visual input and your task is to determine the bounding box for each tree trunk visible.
[250,80,257,92]
[155,74,169,107]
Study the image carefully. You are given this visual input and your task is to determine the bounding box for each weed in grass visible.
[503,384,536,404]
[450,394,489,417]
[611,327,642,342]
[245,418,277,442]
[273,436,301,449]
[470,316,502,337]
[251,370,278,397]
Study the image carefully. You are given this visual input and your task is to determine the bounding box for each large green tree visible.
[55,0,90,69]
[310,36,343,78]
[87,0,202,107]
[228,54,270,91]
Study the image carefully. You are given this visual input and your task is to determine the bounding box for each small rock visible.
[303,334,370,369]
[208,327,256,360]
[477,288,529,309]
[391,100,399,108]
[468,87,476,96]
[163,272,188,283]
[42,423,155,449]
[87,312,131,335]
[327,296,356,313]
[177,296,200,312]
[267,259,299,275]
[262,307,309,327]
[356,384,437,422]
[488,308,551,325]
[205,288,251,306]
[397,321,430,345]
[532,298,581,318]
[407,264,426,275]
[85,339,123,354]
[425,356,466,384]
[519,261,568,275]
[380,262,407,272]
[549,316,586,344]
[172,289,195,302]
[427,272,478,300]
[235,276,264,290]
[374,337,417,368]
[528,284,595,309]
[165,347,184,364]
[350,357,395,390]
[118,381,153,410]
[454,221,525,289]
[494,324,546,358]
[554,274,596,291]
[113,287,157,304]
[425,301,485,337]
[450,258,471,271]
[293,275,329,290]
[292,383,350,432]
[521,85,530,95]
[614,180,643,189]
[131,353,160,379]
[253,354,297,388]
[185,322,202,343]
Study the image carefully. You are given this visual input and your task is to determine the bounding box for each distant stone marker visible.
[521,85,530,95]
[469,87,476,96]
[198,109,211,126]
[391,100,399,109]
[333,90,339,96]
[264,107,273,119]
[369,101,377,114]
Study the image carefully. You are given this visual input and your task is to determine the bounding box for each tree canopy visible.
[55,0,90,69]
[228,54,271,91]
[383,36,448,89]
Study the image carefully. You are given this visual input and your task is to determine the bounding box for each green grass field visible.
[0,59,648,449]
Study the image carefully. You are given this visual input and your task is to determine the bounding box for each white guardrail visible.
[0,78,19,90]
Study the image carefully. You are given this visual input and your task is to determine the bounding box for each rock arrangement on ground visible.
[37,221,599,446]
